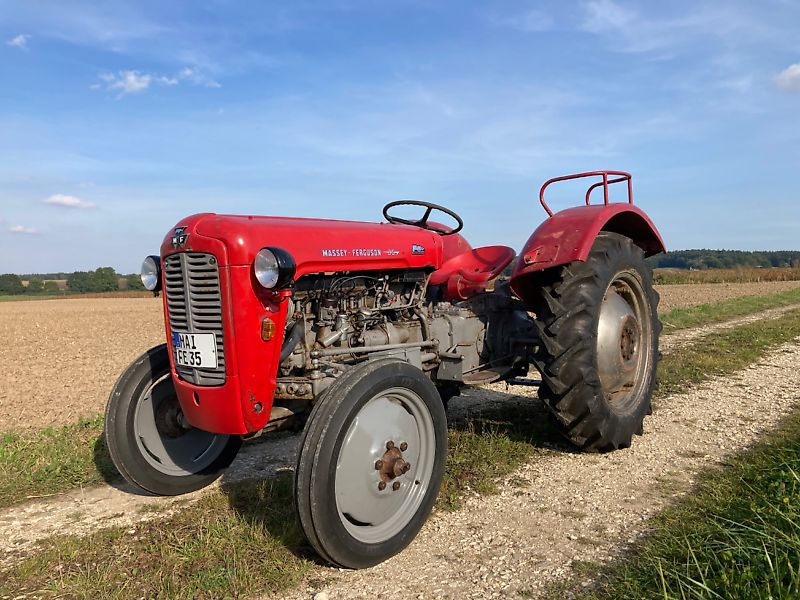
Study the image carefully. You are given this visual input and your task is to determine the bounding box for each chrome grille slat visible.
[164,252,226,386]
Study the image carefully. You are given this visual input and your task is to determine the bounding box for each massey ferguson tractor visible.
[105,171,664,568]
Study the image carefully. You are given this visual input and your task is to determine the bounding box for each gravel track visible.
[280,342,800,600]
[3,281,800,432]
[1,300,798,591]
[659,303,800,354]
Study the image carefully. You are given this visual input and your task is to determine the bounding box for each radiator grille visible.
[164,252,226,386]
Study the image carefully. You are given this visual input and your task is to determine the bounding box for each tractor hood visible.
[161,213,445,278]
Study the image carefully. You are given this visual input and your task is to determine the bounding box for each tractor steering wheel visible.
[382,200,464,236]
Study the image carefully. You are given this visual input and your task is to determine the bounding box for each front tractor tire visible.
[295,359,447,569]
[531,232,660,452]
[104,344,242,496]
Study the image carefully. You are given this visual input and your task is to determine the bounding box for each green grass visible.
[0,291,152,302]
[653,267,800,285]
[659,287,800,333]
[0,476,310,599]
[439,401,562,510]
[4,303,800,597]
[0,416,117,507]
[573,410,800,600]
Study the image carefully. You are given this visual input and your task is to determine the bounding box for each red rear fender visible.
[510,204,664,300]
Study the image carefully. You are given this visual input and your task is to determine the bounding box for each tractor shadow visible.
[219,384,576,564]
[92,434,168,496]
[92,433,126,489]
[446,384,574,451]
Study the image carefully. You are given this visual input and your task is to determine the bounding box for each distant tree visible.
[43,281,60,294]
[649,250,800,270]
[92,267,119,292]
[126,274,146,291]
[0,274,24,295]
[26,278,44,294]
[67,271,93,293]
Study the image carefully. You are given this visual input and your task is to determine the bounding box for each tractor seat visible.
[429,245,516,301]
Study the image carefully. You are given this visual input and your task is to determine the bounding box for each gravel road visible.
[279,341,800,600]
[3,280,800,431]
[1,307,799,597]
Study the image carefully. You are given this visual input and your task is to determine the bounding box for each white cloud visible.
[579,0,764,54]
[6,34,29,49]
[9,224,38,235]
[45,194,97,209]
[109,70,152,95]
[178,67,221,88]
[776,64,800,92]
[93,66,221,97]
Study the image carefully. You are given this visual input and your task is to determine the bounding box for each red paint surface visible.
[509,204,665,300]
[155,190,664,435]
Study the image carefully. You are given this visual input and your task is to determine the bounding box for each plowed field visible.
[2,280,799,431]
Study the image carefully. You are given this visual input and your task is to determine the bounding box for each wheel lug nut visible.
[402,463,411,474]
[400,442,408,451]
[386,441,395,450]
[392,481,401,491]
[378,481,386,491]
[374,459,383,470]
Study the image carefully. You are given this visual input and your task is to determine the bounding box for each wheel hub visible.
[620,316,639,362]
[375,440,412,490]
[597,289,641,397]
[154,394,190,439]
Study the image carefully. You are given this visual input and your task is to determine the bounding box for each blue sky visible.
[1,0,799,273]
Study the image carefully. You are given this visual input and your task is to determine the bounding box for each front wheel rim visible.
[132,374,231,477]
[334,387,436,544]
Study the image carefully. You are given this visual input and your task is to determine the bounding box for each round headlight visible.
[141,255,162,292]
[254,249,280,288]
[254,247,296,289]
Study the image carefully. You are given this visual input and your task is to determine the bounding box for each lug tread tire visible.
[530,233,660,452]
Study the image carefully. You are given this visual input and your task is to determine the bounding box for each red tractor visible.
[105,171,664,568]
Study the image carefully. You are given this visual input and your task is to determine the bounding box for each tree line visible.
[0,267,145,296]
[648,250,800,270]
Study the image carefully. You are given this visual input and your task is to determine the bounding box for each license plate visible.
[172,332,218,369]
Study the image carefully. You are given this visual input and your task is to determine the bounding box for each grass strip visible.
[653,267,800,285]
[572,408,800,599]
[655,308,800,400]
[659,286,800,333]
[5,311,800,598]
[0,477,310,599]
[0,416,116,508]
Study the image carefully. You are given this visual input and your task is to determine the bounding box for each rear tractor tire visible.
[104,344,242,495]
[531,232,660,452]
[295,359,447,568]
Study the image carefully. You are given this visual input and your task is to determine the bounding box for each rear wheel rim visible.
[132,374,231,476]
[334,387,436,544]
[596,270,653,411]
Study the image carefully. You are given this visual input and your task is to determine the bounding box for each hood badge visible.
[172,226,189,249]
